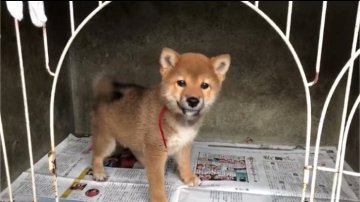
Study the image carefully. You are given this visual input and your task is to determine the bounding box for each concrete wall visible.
[0,1,358,191]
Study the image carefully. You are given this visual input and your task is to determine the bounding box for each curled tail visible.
[93,75,146,107]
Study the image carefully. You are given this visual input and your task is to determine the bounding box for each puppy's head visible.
[159,47,230,119]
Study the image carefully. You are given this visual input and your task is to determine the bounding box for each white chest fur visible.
[167,125,198,154]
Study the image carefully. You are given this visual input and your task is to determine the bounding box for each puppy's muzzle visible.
[177,97,204,117]
[186,97,200,108]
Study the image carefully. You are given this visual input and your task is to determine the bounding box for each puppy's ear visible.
[211,54,231,81]
[160,47,179,77]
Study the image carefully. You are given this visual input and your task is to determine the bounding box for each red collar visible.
[158,106,168,149]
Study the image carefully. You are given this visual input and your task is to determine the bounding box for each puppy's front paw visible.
[184,175,201,187]
[150,195,167,202]
[93,172,108,182]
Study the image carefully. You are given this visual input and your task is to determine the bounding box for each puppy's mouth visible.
[177,102,201,116]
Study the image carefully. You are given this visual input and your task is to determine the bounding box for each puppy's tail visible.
[93,75,114,104]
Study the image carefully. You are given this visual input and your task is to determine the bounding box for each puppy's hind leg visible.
[92,134,116,181]
[131,150,145,166]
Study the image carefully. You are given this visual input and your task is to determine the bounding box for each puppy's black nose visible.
[187,97,200,108]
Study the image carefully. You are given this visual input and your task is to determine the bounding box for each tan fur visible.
[91,48,230,202]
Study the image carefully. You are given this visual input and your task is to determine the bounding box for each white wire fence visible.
[1,1,359,202]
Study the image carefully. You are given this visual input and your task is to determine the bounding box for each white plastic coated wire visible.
[308,1,327,87]
[330,2,360,201]
[49,1,112,200]
[0,114,13,202]
[315,166,360,177]
[239,2,313,202]
[69,1,75,34]
[343,170,360,177]
[286,1,293,39]
[43,26,55,76]
[309,49,360,202]
[2,1,355,201]
[46,1,310,201]
[335,95,360,202]
[14,19,38,202]
[317,166,336,172]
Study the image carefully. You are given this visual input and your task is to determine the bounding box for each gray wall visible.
[0,1,359,191]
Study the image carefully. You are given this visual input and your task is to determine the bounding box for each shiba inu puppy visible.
[91,47,230,202]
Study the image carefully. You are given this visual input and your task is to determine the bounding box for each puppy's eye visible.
[177,80,186,87]
[201,82,209,89]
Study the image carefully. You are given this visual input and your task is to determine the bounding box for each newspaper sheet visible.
[1,134,358,202]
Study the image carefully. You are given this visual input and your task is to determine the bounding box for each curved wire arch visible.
[48,1,112,200]
[309,49,360,202]
[335,94,360,202]
[240,2,311,201]
[48,1,312,200]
